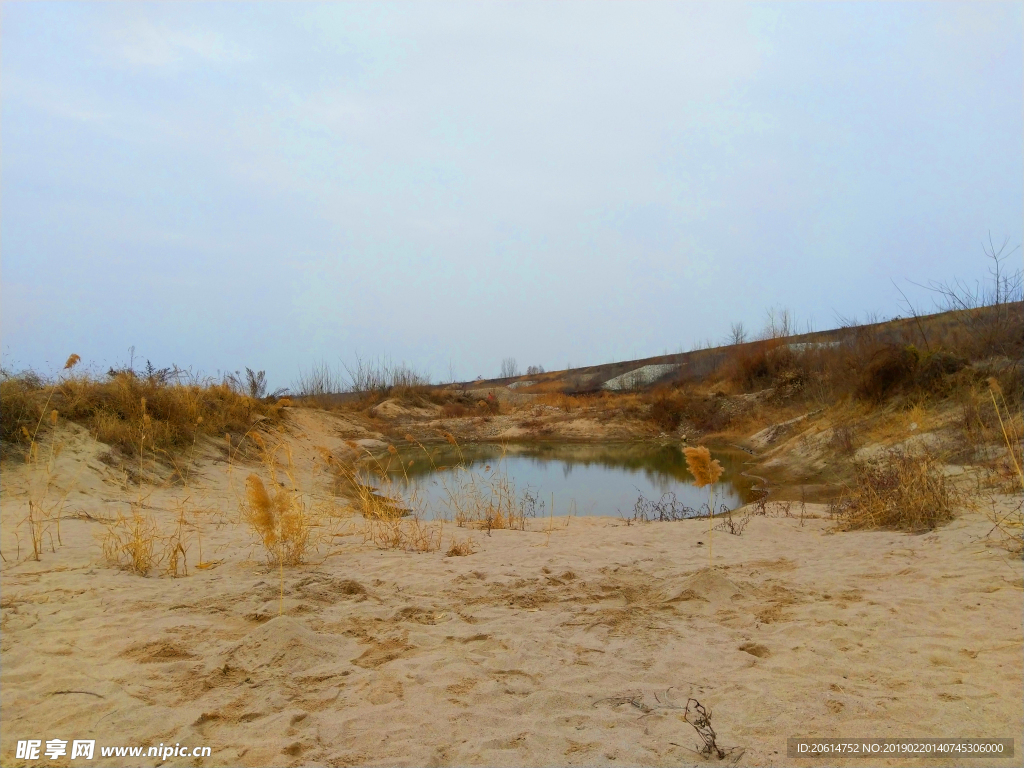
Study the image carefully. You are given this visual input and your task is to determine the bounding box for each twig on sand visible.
[594,690,744,761]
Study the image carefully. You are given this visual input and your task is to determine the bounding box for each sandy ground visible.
[1,410,1021,767]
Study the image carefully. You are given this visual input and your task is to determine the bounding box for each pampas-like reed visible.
[684,446,724,566]
[242,473,312,566]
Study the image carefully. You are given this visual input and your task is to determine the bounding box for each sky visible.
[2,2,1022,388]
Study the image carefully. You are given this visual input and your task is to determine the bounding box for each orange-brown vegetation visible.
[1,365,285,459]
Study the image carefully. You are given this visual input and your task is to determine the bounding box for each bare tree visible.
[526,364,545,375]
[500,357,519,378]
[918,233,1023,310]
[762,307,794,340]
[727,322,747,346]
[910,233,1023,356]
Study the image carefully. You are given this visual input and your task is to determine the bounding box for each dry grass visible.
[237,435,318,566]
[5,362,84,562]
[441,462,530,532]
[363,515,444,553]
[536,392,584,413]
[830,447,959,532]
[316,441,448,553]
[242,474,313,566]
[102,505,162,575]
[710,302,1020,411]
[100,398,213,576]
[828,422,858,455]
[2,360,286,459]
[983,379,1023,553]
[446,536,477,556]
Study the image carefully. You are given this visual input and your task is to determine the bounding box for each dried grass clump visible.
[102,507,162,575]
[830,447,959,531]
[536,392,582,413]
[330,443,418,521]
[0,372,44,450]
[101,497,210,577]
[441,402,470,418]
[444,468,529,532]
[446,536,476,556]
[234,435,345,567]
[364,515,443,553]
[2,358,286,459]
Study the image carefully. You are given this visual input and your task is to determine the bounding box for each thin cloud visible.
[104,18,250,69]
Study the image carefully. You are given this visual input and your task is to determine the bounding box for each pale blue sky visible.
[2,2,1021,387]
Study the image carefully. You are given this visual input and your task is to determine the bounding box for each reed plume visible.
[684,446,724,566]
[243,473,311,565]
[683,446,724,487]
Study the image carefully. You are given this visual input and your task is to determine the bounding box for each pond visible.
[358,442,757,520]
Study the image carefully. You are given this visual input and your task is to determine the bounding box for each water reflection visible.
[365,442,755,519]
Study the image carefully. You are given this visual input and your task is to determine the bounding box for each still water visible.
[361,442,756,519]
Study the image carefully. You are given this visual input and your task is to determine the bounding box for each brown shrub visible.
[828,423,858,455]
[640,390,732,434]
[679,394,732,433]
[856,345,920,402]
[914,351,966,392]
[649,395,683,431]
[476,395,500,415]
[441,403,470,418]
[720,339,799,391]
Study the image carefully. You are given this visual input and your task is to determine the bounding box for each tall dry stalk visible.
[684,446,724,567]
[988,378,1022,485]
[102,504,161,575]
[986,378,1023,552]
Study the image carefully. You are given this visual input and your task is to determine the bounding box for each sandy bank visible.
[1,411,1020,767]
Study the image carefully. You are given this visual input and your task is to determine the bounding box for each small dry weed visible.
[446,536,476,556]
[102,506,161,575]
